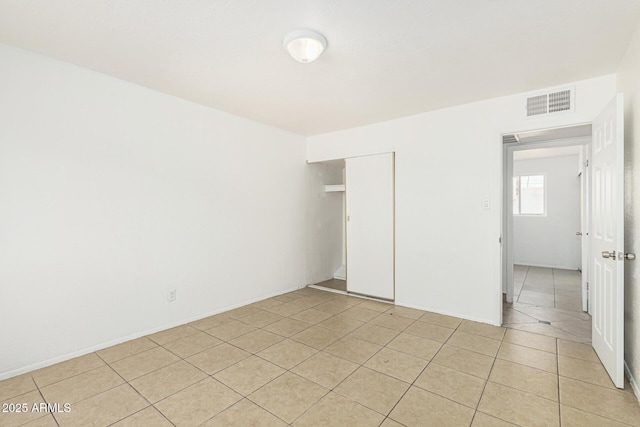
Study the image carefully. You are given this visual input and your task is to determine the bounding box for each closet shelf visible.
[324,184,345,192]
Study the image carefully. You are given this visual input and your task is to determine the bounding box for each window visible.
[513,175,545,215]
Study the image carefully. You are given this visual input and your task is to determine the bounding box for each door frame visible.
[579,144,592,313]
[501,125,592,310]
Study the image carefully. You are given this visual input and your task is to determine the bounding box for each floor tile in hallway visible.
[514,265,583,311]
[1,286,639,426]
[505,265,592,343]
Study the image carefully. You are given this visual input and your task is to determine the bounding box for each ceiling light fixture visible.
[283,29,327,63]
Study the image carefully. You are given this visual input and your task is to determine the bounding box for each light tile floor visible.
[505,266,592,343]
[1,286,639,426]
[311,278,347,292]
[514,265,582,311]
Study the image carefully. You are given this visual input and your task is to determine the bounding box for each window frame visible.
[513,173,547,216]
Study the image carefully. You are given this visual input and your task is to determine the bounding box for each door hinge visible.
[584,159,589,168]
[499,236,502,245]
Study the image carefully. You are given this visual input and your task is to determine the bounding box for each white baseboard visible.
[625,361,640,403]
[0,285,302,381]
[308,284,347,296]
[514,262,580,270]
[394,300,500,327]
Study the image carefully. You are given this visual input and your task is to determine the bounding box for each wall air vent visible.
[527,94,548,116]
[502,134,519,144]
[525,87,574,118]
[549,89,571,113]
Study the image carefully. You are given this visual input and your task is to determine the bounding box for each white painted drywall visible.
[305,162,344,285]
[0,43,307,378]
[512,155,581,269]
[618,18,640,398]
[308,75,617,325]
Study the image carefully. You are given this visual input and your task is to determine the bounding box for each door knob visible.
[576,232,582,236]
[602,250,616,260]
[625,253,636,260]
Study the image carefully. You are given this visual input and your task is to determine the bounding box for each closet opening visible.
[307,152,395,301]
[306,159,347,293]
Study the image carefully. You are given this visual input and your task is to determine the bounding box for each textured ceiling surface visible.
[1,0,639,135]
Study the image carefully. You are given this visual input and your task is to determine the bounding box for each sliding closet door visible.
[346,152,394,300]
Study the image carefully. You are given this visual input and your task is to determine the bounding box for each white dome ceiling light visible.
[283,30,327,63]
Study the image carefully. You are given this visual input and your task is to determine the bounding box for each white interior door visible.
[346,152,394,300]
[591,94,624,388]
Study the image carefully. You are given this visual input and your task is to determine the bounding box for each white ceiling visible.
[1,1,639,136]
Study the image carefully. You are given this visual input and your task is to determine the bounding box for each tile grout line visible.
[322,321,414,416]
[102,325,272,425]
[468,325,506,426]
[200,396,290,427]
[194,294,358,425]
[383,319,483,424]
[38,361,138,422]
[106,325,295,426]
[518,264,530,301]
[255,292,370,425]
[32,351,160,426]
[507,267,590,343]
[557,402,638,427]
[3,286,620,426]
[31,374,60,427]
[94,351,178,427]
[27,353,111,391]
[258,306,431,425]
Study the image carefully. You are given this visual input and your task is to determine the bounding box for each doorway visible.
[305,160,347,293]
[502,124,592,343]
[502,95,627,388]
[307,152,395,300]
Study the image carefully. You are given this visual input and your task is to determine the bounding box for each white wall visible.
[0,44,307,379]
[305,162,344,285]
[618,18,640,397]
[308,75,616,325]
[513,155,581,269]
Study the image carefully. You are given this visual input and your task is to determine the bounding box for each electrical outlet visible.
[167,289,176,302]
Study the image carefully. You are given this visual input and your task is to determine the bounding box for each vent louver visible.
[502,134,519,144]
[526,88,573,118]
[549,90,571,113]
[527,95,548,116]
